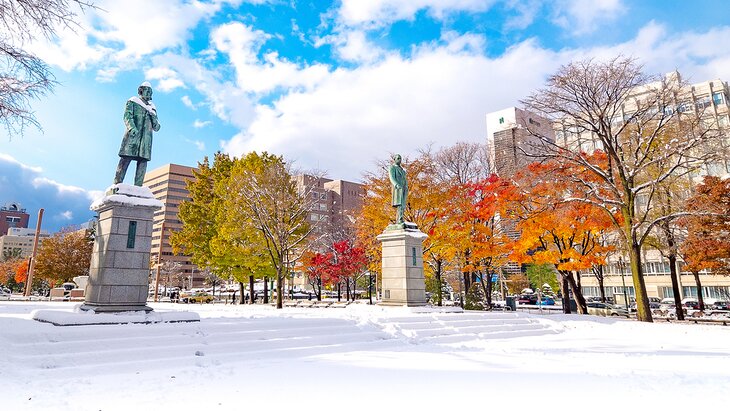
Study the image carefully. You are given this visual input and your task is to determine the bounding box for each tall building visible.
[486,107,555,178]
[489,73,730,300]
[0,227,50,258]
[143,164,201,288]
[294,174,365,240]
[293,174,365,289]
[0,202,30,236]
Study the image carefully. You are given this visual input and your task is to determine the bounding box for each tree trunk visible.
[663,221,684,320]
[337,282,341,302]
[263,276,269,304]
[563,271,587,314]
[692,271,705,311]
[597,266,606,303]
[276,269,284,309]
[629,241,653,322]
[668,254,684,320]
[238,282,245,305]
[249,275,255,304]
[561,275,571,314]
[346,279,351,302]
[435,259,443,307]
[485,272,493,308]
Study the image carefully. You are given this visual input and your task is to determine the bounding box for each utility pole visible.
[24,208,44,297]
[153,220,166,302]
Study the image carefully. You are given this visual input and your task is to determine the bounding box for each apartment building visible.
[0,227,50,258]
[486,107,555,178]
[0,202,30,236]
[488,73,730,301]
[292,174,365,289]
[143,164,202,288]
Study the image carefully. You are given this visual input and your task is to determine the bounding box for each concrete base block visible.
[82,184,161,314]
[376,225,428,307]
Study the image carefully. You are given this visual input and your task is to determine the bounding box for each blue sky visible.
[2,0,730,232]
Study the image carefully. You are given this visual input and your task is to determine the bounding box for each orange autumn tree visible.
[444,174,516,308]
[679,176,730,311]
[511,158,618,314]
[15,259,29,285]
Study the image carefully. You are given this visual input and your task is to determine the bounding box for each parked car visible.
[0,288,12,300]
[179,291,214,304]
[586,302,630,317]
[517,294,538,305]
[537,296,555,306]
[711,301,729,311]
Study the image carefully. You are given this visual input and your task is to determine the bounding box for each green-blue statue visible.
[113,81,161,186]
[389,153,408,225]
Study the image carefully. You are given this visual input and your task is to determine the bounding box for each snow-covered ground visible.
[2,301,729,410]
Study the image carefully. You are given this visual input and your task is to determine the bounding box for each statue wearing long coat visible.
[118,97,160,161]
[389,163,407,207]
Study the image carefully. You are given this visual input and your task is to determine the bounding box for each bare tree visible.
[0,0,95,137]
[230,158,319,309]
[432,141,493,185]
[522,57,724,322]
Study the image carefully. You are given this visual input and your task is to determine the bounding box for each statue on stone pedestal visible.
[388,153,408,225]
[113,81,161,187]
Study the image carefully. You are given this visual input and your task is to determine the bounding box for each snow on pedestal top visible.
[90,183,163,210]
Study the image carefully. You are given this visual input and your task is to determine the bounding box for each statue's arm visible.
[123,101,138,136]
[150,109,161,132]
[388,165,400,188]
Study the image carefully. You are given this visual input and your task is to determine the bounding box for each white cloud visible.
[181,95,197,110]
[0,153,43,173]
[331,30,386,64]
[145,67,186,92]
[337,0,495,28]
[551,0,626,35]
[211,22,330,94]
[193,120,212,128]
[0,154,97,232]
[222,40,560,180]
[219,22,730,181]
[185,139,206,150]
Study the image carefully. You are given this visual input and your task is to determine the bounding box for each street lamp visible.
[618,257,629,311]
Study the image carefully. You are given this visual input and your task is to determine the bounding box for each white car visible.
[0,288,13,300]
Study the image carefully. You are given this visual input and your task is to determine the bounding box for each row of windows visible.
[162,195,188,201]
[659,286,730,299]
[588,262,713,277]
[582,286,636,297]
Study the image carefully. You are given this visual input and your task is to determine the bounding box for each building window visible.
[719,115,729,128]
[712,91,726,106]
[695,95,712,110]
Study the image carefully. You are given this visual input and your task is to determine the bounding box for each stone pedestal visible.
[79,184,163,313]
[377,223,428,307]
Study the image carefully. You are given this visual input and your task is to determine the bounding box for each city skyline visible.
[2,0,730,232]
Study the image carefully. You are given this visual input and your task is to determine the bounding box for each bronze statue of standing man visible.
[114,81,161,186]
[389,154,408,225]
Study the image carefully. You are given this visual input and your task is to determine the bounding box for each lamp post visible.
[368,271,373,305]
[618,257,629,311]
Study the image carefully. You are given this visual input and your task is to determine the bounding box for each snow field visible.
[2,301,730,410]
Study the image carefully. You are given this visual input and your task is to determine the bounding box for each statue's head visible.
[392,154,402,165]
[138,81,153,102]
